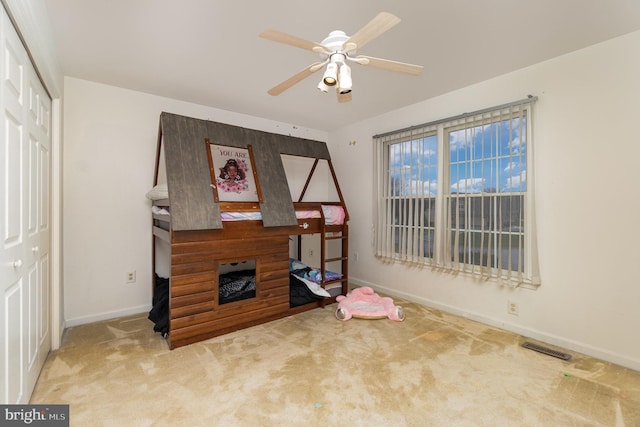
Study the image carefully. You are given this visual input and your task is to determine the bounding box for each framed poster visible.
[207,142,261,202]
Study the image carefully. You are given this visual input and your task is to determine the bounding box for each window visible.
[374,97,540,286]
[218,260,257,304]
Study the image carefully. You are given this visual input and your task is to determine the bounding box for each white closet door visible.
[0,6,51,404]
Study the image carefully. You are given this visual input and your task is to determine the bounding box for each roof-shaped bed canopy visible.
[156,112,341,231]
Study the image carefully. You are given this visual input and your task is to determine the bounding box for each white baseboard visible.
[350,276,640,372]
[64,304,151,328]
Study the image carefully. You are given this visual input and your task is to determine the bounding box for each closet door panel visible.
[0,9,27,404]
[0,7,51,404]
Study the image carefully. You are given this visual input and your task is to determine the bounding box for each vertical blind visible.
[374,97,540,286]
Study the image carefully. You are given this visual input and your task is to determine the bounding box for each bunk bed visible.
[149,113,349,349]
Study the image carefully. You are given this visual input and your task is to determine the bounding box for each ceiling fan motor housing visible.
[320,30,352,58]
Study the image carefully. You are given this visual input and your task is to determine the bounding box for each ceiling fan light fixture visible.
[317,80,329,93]
[323,62,338,86]
[338,63,352,94]
[261,12,423,103]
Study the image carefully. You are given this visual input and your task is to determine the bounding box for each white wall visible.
[329,30,640,370]
[62,77,327,326]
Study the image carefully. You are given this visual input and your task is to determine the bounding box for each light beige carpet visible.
[31,298,640,426]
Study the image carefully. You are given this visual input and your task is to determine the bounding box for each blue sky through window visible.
[389,117,526,197]
[389,135,438,197]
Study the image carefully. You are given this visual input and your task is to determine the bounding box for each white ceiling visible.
[42,0,640,132]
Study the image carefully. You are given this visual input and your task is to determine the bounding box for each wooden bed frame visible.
[151,113,349,349]
[152,201,348,349]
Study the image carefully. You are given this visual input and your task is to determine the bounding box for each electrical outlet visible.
[353,252,359,262]
[126,270,136,284]
[308,249,313,257]
[508,300,519,316]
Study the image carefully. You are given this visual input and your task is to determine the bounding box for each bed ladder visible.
[319,220,348,306]
[297,158,350,305]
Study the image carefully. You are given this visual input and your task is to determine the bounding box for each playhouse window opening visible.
[218,260,256,304]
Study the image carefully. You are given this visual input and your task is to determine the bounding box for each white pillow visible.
[146,183,168,200]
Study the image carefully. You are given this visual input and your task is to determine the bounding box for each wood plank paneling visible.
[261,269,289,283]
[259,278,289,292]
[169,309,290,349]
[171,261,216,276]
[166,226,295,349]
[170,271,216,286]
[171,281,215,298]
[171,238,288,255]
[170,300,290,342]
[161,114,222,231]
[172,290,217,308]
[171,300,217,318]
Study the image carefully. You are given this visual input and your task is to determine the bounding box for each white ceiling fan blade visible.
[259,29,328,54]
[267,62,326,96]
[344,12,401,52]
[353,55,424,76]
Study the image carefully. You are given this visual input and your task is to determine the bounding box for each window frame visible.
[374,97,539,287]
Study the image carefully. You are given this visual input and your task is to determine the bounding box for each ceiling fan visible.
[259,12,424,103]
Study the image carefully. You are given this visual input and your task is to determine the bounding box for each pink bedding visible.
[220,206,345,225]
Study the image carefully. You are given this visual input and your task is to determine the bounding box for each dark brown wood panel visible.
[260,256,289,273]
[171,281,215,298]
[260,252,289,265]
[171,300,217,318]
[171,237,289,255]
[170,301,290,342]
[171,290,217,309]
[171,297,287,331]
[171,223,305,243]
[169,306,292,349]
[260,268,289,283]
[171,261,216,276]
[261,251,289,261]
[170,246,287,266]
[170,271,216,286]
[258,287,289,300]
[259,277,289,292]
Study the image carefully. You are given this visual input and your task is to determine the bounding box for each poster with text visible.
[209,144,259,202]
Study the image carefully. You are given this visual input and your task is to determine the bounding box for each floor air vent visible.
[522,341,572,361]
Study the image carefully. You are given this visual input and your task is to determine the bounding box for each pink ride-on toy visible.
[335,287,405,321]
